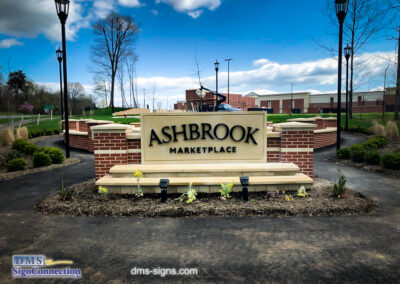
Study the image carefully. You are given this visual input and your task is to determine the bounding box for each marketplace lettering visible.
[149,123,260,147]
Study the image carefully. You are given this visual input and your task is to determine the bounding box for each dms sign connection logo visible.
[12,255,81,279]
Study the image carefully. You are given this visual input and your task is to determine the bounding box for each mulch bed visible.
[34,178,378,218]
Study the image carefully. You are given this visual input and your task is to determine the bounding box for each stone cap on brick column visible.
[314,127,337,133]
[287,117,317,122]
[86,119,114,124]
[273,121,317,131]
[90,123,134,139]
[321,117,337,120]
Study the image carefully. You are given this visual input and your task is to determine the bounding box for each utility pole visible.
[225,58,233,104]
[290,83,294,114]
[143,89,146,109]
[383,64,390,122]
[395,27,400,121]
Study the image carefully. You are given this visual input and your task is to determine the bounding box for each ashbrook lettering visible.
[149,123,260,147]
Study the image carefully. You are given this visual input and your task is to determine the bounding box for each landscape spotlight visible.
[160,179,169,203]
[335,0,349,150]
[55,0,70,158]
[344,43,352,132]
[240,176,249,202]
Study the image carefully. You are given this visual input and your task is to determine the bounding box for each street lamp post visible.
[56,47,64,121]
[225,58,232,104]
[55,0,70,158]
[214,60,220,94]
[344,44,351,131]
[335,0,349,150]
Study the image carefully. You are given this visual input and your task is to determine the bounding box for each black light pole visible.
[56,47,64,121]
[344,44,351,131]
[335,0,349,150]
[225,58,232,104]
[214,60,220,94]
[55,0,70,158]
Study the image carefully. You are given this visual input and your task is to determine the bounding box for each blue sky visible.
[0,0,397,108]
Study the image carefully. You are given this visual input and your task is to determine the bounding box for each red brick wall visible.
[127,139,141,164]
[267,136,281,162]
[314,131,336,149]
[280,130,314,177]
[69,135,88,151]
[94,132,128,181]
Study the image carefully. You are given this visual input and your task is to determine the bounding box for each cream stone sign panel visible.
[141,112,267,164]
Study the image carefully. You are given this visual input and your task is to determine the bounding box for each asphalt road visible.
[0,134,400,283]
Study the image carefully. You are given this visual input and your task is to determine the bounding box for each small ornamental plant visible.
[333,169,347,198]
[178,182,198,204]
[98,186,108,199]
[134,170,144,198]
[296,186,307,198]
[220,182,233,200]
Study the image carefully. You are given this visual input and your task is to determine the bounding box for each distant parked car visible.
[216,104,242,112]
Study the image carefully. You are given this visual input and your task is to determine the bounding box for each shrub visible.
[382,153,400,170]
[347,126,371,135]
[220,182,233,200]
[54,129,60,134]
[333,169,347,198]
[5,150,23,162]
[361,141,378,151]
[44,147,65,164]
[23,143,40,155]
[337,147,351,159]
[385,121,399,140]
[370,121,385,136]
[45,129,54,136]
[33,152,52,167]
[1,128,15,145]
[350,144,366,163]
[6,158,27,172]
[12,139,29,151]
[364,151,381,165]
[370,135,387,149]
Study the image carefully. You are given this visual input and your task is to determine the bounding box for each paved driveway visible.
[0,134,400,283]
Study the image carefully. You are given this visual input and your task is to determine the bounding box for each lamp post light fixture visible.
[344,43,352,132]
[214,60,220,94]
[225,58,232,104]
[55,0,70,158]
[56,47,64,121]
[335,0,349,150]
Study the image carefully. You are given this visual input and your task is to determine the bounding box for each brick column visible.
[87,120,113,152]
[91,124,133,180]
[273,122,316,177]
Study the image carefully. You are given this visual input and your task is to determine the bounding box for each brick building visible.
[251,88,397,114]
[174,89,257,111]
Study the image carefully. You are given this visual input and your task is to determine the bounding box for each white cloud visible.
[156,0,221,18]
[0,0,90,41]
[118,0,141,7]
[39,50,397,109]
[150,9,159,16]
[187,10,203,19]
[0,38,23,48]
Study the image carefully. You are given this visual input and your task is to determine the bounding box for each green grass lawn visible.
[10,108,399,134]
[24,119,61,132]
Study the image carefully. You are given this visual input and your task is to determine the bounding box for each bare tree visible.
[93,75,110,107]
[91,12,140,113]
[126,55,138,108]
[317,0,387,118]
[117,63,128,108]
[68,82,85,115]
